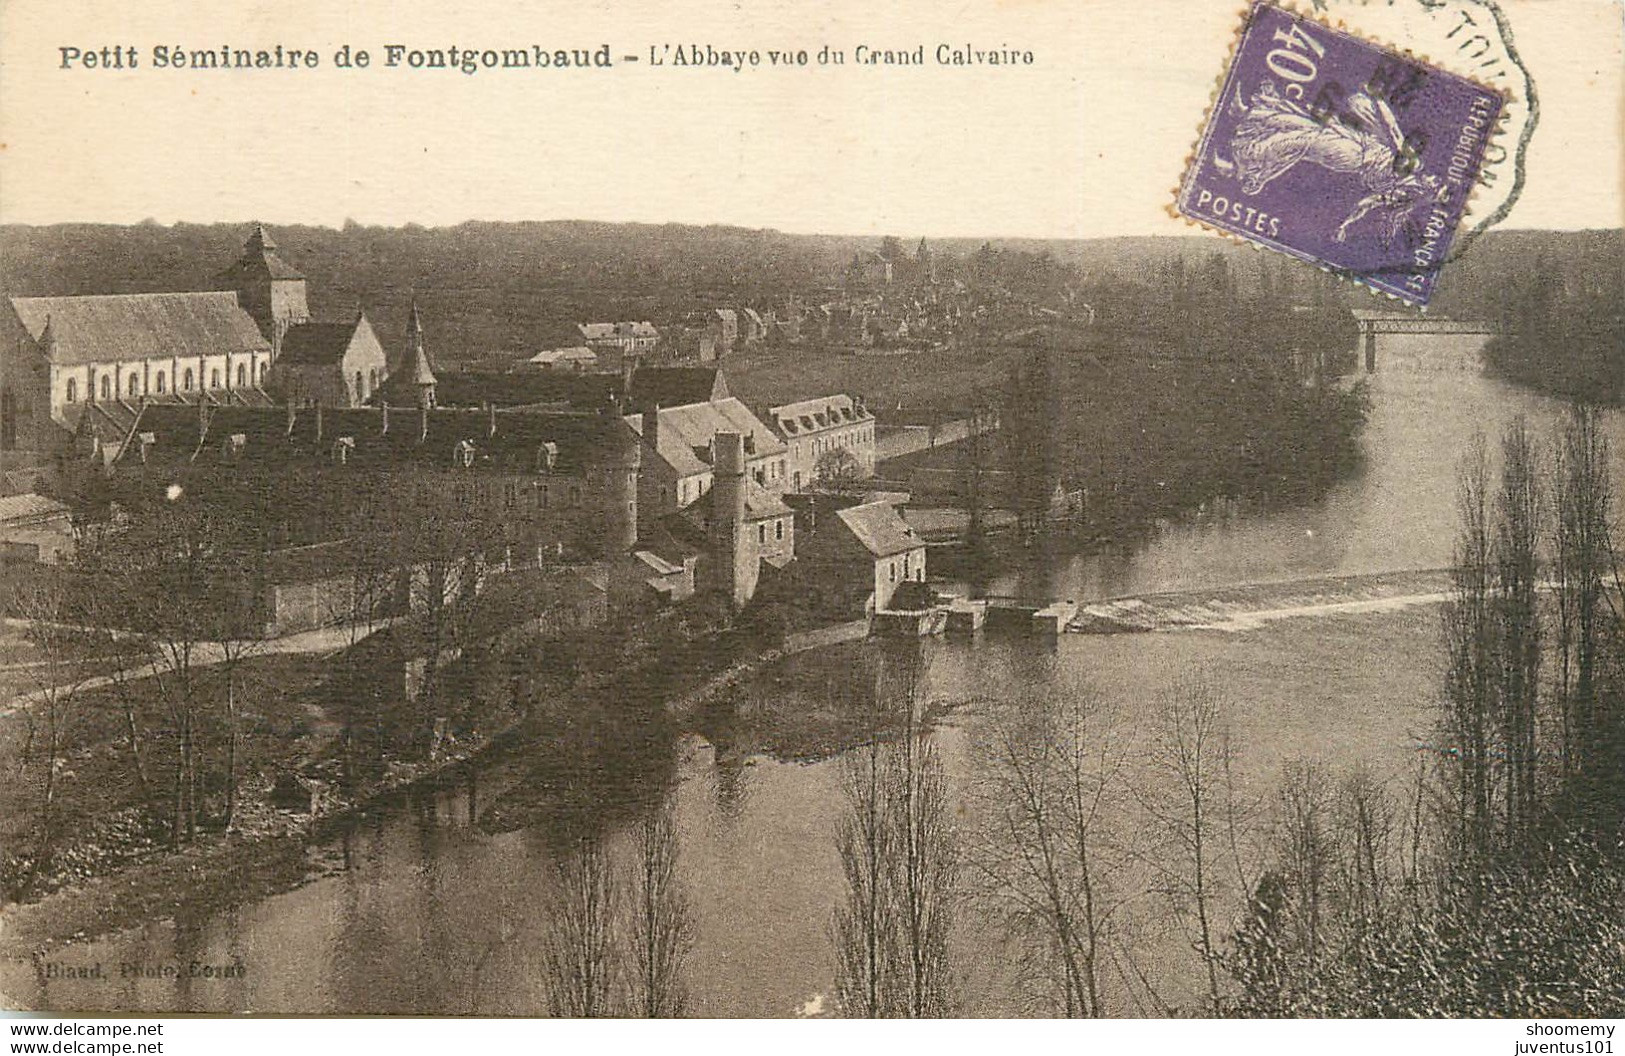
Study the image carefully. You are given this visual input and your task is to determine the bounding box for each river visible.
[7,349,1624,1017]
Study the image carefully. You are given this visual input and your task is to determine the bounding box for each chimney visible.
[620,351,637,401]
[381,400,390,435]
[314,402,324,444]
[645,402,662,456]
[714,431,746,525]
[709,430,751,609]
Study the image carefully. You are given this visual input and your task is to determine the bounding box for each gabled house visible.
[793,496,926,617]
[768,394,877,490]
[265,311,389,407]
[627,394,788,536]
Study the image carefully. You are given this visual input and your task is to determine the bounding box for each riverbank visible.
[0,717,513,961]
[0,609,873,966]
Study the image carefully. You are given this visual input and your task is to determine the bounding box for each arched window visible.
[99,374,111,400]
[154,372,166,394]
[369,368,379,393]
[210,369,221,389]
[355,371,365,400]
[258,362,268,384]
[127,374,140,397]
[237,363,247,387]
[183,369,194,392]
[65,378,77,403]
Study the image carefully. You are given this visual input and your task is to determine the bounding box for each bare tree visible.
[8,573,96,888]
[1492,418,1542,843]
[1442,436,1495,863]
[1551,405,1616,814]
[1334,763,1397,927]
[831,646,955,1017]
[90,494,241,847]
[627,802,694,1017]
[832,720,893,1017]
[1137,670,1247,1014]
[968,689,1127,1016]
[888,703,955,1017]
[1273,759,1337,963]
[540,835,621,1017]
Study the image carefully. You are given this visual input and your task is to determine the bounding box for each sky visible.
[0,0,1619,238]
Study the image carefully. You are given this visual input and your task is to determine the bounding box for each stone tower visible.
[707,431,754,609]
[220,224,309,356]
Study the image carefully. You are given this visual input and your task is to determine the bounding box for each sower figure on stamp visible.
[1216,81,1445,248]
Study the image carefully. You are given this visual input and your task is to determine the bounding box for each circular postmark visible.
[1312,0,1537,262]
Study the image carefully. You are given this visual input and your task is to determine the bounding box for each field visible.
[724,342,1023,425]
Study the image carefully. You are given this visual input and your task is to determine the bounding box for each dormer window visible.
[332,436,355,465]
[537,441,559,472]
[455,439,476,468]
[223,433,248,459]
[136,431,156,464]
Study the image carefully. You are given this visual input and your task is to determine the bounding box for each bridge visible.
[1352,310,1502,373]
[1352,308,1501,373]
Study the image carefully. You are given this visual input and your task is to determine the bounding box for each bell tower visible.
[220,223,309,357]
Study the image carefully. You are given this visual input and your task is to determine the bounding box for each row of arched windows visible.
[63,361,268,404]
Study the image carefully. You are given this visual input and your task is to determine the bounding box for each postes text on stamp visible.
[1175,1,1504,306]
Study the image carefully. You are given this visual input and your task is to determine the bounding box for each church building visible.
[0,225,391,458]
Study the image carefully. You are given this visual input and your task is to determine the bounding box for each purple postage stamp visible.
[1175,1,1504,306]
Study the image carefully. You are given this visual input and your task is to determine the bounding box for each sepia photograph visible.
[0,0,1620,1035]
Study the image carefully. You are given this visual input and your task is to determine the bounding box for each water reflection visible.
[6,366,1620,1016]
[983,373,1625,601]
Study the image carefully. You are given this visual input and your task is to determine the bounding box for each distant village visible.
[0,226,1054,654]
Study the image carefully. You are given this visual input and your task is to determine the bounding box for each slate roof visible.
[769,394,870,436]
[675,477,791,538]
[277,320,362,367]
[431,366,728,417]
[627,397,785,479]
[216,224,306,283]
[109,403,640,474]
[0,493,71,526]
[527,347,598,366]
[835,501,922,558]
[9,292,270,367]
[578,321,657,341]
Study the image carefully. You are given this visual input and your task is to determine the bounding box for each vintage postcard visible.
[0,0,1621,1032]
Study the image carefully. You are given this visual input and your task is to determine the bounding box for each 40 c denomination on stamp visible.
[1175,1,1505,306]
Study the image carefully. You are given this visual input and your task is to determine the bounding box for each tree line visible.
[820,408,1622,1018]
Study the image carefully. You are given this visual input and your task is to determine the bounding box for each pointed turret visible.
[386,301,438,409]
